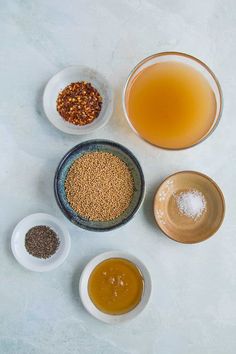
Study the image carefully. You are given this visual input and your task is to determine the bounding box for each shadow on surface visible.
[142,176,167,237]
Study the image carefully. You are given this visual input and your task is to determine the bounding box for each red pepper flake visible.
[56,81,103,126]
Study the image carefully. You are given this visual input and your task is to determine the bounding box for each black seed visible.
[25,225,60,259]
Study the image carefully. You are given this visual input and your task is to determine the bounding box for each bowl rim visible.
[43,65,114,135]
[79,250,152,323]
[54,139,145,231]
[153,170,226,243]
[122,51,223,151]
[11,213,71,272]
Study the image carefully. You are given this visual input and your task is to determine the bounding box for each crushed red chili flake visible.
[56,81,103,126]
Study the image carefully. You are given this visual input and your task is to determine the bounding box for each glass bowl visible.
[123,52,223,150]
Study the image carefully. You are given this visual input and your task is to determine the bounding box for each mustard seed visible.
[65,152,134,221]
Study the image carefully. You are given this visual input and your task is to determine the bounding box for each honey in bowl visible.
[88,258,144,315]
[125,61,217,149]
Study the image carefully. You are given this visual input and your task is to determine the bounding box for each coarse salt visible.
[175,189,207,220]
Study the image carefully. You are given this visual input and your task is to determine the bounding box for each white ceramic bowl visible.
[11,213,71,272]
[79,251,152,323]
[43,65,113,135]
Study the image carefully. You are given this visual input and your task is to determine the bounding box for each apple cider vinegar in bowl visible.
[123,52,222,150]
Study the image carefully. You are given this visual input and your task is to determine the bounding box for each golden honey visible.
[125,61,217,149]
[88,258,144,315]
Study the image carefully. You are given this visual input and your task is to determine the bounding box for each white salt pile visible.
[175,189,207,220]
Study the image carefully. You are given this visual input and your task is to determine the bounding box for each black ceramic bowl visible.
[54,140,145,231]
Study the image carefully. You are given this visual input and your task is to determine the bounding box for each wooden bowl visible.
[153,171,225,243]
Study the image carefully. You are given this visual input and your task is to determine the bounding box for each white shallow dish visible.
[79,251,152,323]
[43,65,114,135]
[11,213,71,272]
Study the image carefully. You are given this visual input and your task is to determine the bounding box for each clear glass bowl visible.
[123,52,223,150]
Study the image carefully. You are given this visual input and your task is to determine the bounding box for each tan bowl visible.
[153,171,225,243]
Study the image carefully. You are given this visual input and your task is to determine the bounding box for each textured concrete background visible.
[0,0,236,353]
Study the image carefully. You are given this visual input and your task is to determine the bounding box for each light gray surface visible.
[0,1,235,353]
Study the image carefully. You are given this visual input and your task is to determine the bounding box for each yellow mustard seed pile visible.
[65,152,134,221]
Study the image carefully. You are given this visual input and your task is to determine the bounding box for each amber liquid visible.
[88,258,144,315]
[126,61,217,149]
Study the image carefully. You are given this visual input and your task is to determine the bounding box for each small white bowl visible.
[79,251,152,323]
[11,213,71,272]
[43,65,113,135]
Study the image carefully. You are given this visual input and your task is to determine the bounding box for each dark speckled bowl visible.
[54,140,145,231]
